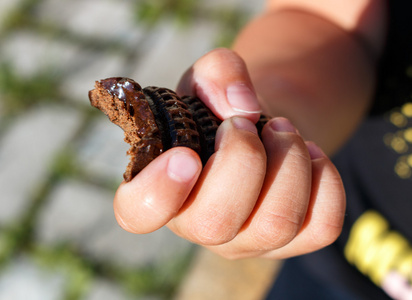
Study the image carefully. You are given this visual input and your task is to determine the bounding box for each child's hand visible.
[113,49,346,260]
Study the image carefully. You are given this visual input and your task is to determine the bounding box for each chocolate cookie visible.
[89,77,269,182]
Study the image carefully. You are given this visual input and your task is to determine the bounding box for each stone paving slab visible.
[0,106,82,226]
[35,0,144,46]
[0,30,83,78]
[201,0,264,12]
[35,179,115,247]
[0,255,66,300]
[82,279,136,300]
[130,20,220,89]
[86,224,193,269]
[76,116,130,182]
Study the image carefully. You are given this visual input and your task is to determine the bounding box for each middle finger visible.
[168,117,267,245]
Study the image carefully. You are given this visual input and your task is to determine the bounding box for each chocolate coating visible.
[182,95,221,164]
[99,77,159,139]
[143,86,200,153]
[89,77,163,181]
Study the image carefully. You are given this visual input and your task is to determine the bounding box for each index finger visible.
[176,48,262,123]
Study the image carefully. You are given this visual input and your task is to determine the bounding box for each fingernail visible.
[232,117,258,134]
[269,117,298,133]
[167,151,200,182]
[226,84,262,114]
[306,141,326,160]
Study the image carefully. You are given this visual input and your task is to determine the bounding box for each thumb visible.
[176,48,262,123]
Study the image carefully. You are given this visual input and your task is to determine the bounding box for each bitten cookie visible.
[89,77,220,181]
[89,77,269,182]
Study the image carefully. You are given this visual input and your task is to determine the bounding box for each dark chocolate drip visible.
[101,77,145,116]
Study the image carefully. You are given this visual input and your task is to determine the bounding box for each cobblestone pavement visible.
[0,0,272,299]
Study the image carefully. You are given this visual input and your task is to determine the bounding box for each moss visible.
[118,246,197,299]
[0,0,41,32]
[213,8,250,47]
[50,149,82,181]
[32,245,94,300]
[0,227,27,266]
[134,0,198,27]
[0,63,62,116]
[133,0,250,47]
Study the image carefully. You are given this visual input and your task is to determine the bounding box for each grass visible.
[32,245,94,300]
[212,7,250,47]
[134,0,198,27]
[0,63,62,117]
[134,0,250,47]
[119,247,197,299]
[0,0,41,33]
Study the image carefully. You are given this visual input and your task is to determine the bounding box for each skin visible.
[114,0,387,260]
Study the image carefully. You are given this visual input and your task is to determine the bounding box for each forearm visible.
[232,3,386,155]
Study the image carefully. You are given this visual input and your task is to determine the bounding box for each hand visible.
[113,48,346,260]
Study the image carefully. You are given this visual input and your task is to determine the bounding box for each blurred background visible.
[0,0,277,299]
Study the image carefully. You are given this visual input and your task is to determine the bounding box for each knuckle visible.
[309,217,344,248]
[198,48,246,76]
[309,166,346,247]
[252,212,301,250]
[188,214,237,246]
[206,47,239,61]
[284,138,312,166]
[218,126,267,171]
[265,128,311,163]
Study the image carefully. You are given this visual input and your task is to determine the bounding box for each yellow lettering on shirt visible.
[344,210,412,285]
